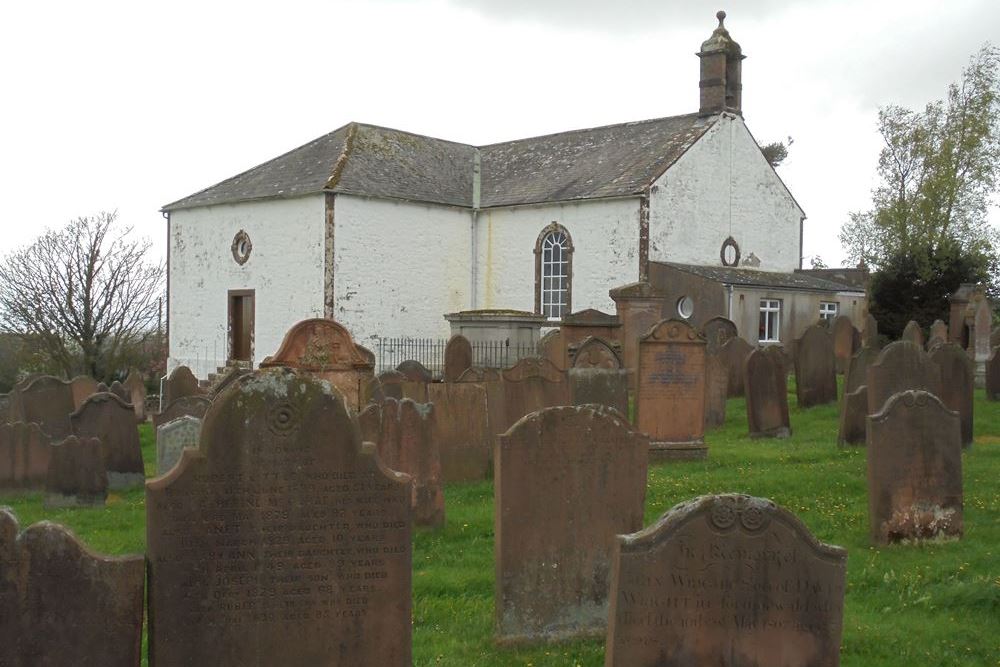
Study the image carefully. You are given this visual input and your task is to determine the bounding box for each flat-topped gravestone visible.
[794,324,837,408]
[744,346,791,438]
[703,352,728,428]
[153,394,212,430]
[837,385,868,446]
[606,494,847,667]
[929,342,974,447]
[0,509,144,667]
[163,365,202,405]
[867,390,963,544]
[123,370,147,422]
[259,318,376,412]
[14,376,75,441]
[569,368,629,417]
[70,393,144,490]
[572,336,622,370]
[496,406,648,643]
[636,320,707,460]
[426,382,493,482]
[444,334,474,383]
[0,422,50,491]
[987,348,1000,401]
[501,358,570,432]
[866,341,942,415]
[831,315,858,375]
[146,368,412,665]
[45,436,108,508]
[69,375,100,411]
[155,416,202,475]
[719,336,753,398]
[702,316,738,356]
[901,320,924,347]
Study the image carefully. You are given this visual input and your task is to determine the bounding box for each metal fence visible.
[375,337,541,376]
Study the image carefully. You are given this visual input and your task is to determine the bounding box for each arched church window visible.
[534,223,573,320]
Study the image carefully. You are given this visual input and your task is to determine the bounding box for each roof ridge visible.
[477,111,706,149]
[325,123,358,189]
[352,122,477,149]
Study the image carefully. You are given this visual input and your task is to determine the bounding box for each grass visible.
[2,390,999,666]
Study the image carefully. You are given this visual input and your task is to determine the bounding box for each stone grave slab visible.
[866,341,942,415]
[70,393,144,489]
[45,437,108,508]
[0,422,51,491]
[929,342,974,447]
[443,334,473,382]
[155,415,202,475]
[794,323,837,408]
[719,336,753,398]
[744,346,791,438]
[427,382,493,482]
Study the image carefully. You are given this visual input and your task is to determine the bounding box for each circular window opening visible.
[677,296,694,319]
[231,230,252,265]
[720,236,741,267]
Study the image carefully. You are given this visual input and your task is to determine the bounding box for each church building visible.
[163,13,861,378]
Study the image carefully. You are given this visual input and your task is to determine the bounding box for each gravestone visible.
[456,367,501,382]
[15,376,75,441]
[702,316,738,355]
[146,368,412,665]
[0,422,51,491]
[153,395,212,430]
[901,320,924,347]
[396,360,434,384]
[929,342,974,447]
[862,313,879,347]
[163,365,202,405]
[210,366,251,398]
[987,348,1000,401]
[155,415,202,475]
[540,329,567,371]
[837,385,868,446]
[364,371,406,405]
[569,368,629,417]
[259,318,376,412]
[973,298,992,387]
[794,324,838,408]
[866,341,942,415]
[496,406,648,642]
[927,319,948,350]
[109,380,130,403]
[0,509,144,667]
[397,400,444,527]
[426,382,493,482]
[636,319,707,460]
[0,394,9,426]
[844,346,880,396]
[69,375,100,411]
[45,436,108,508]
[831,315,858,374]
[443,334,473,383]
[374,399,402,468]
[867,390,963,544]
[703,352,728,428]
[70,393,144,489]
[123,369,147,422]
[744,346,791,438]
[572,336,622,370]
[605,494,847,667]
[358,403,382,445]
[500,358,570,432]
[719,336,753,398]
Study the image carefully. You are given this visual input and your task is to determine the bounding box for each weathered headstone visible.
[719,335,753,398]
[636,319,707,460]
[70,393,144,489]
[456,366,501,383]
[605,494,847,667]
[572,336,622,370]
[862,312,879,348]
[443,334,473,383]
[0,422,51,491]
[123,369,147,422]
[496,406,648,642]
[364,371,406,405]
[987,347,1000,401]
[0,394,10,426]
[831,315,858,375]
[155,415,202,475]
[703,352,728,428]
[540,329,567,371]
[109,380,130,403]
[901,320,924,347]
[866,341,942,415]
[844,346,880,396]
[867,390,963,544]
[210,365,250,398]
[397,399,444,527]
[973,298,992,388]
[163,365,202,405]
[702,316,738,356]
[358,402,382,444]
[0,509,145,667]
[929,342,974,447]
[837,385,868,446]
[152,395,212,430]
[569,368,629,417]
[69,375,100,411]
[13,376,75,441]
[927,319,949,350]
[396,360,434,384]
[426,382,493,482]
[501,358,570,432]
[146,368,412,665]
[45,436,108,508]
[744,345,791,438]
[794,323,838,408]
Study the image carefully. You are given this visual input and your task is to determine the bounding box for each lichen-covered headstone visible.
[744,346,791,438]
[443,334,473,383]
[153,394,212,430]
[866,341,942,416]
[794,324,838,408]
[929,342,974,447]
[605,494,847,667]
[496,406,648,642]
[45,436,108,508]
[867,390,963,544]
[0,509,144,667]
[155,415,202,475]
[70,393,144,489]
[146,368,412,665]
[0,422,50,491]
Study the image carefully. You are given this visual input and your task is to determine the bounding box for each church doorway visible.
[228,289,255,363]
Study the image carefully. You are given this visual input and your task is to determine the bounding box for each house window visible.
[759,299,781,342]
[819,302,839,320]
[534,223,573,320]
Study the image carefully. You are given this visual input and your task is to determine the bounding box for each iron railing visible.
[375,338,541,376]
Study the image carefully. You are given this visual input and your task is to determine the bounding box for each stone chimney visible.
[697,10,745,116]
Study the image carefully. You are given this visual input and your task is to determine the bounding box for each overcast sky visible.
[1,0,997,268]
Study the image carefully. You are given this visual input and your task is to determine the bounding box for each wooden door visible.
[228,290,255,362]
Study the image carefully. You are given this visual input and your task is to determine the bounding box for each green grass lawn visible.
[2,390,998,666]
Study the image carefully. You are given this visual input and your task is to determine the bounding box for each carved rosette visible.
[708,495,772,533]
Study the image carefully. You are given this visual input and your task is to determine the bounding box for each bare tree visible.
[0,211,164,381]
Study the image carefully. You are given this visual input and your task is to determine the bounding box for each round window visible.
[231,230,252,265]
[677,296,694,319]
[720,236,741,267]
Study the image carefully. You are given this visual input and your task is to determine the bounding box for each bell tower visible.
[697,10,746,116]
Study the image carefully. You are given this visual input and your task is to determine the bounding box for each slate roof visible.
[162,114,716,211]
[658,262,865,293]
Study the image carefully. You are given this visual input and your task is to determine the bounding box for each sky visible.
[1,0,997,268]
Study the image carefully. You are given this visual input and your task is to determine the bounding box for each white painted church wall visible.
[167,195,326,379]
[474,198,641,317]
[648,115,803,272]
[332,194,472,344]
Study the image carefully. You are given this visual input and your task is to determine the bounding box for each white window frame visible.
[540,230,570,320]
[759,298,782,343]
[819,301,839,320]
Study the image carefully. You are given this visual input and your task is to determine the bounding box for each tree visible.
[0,211,164,381]
[761,136,793,168]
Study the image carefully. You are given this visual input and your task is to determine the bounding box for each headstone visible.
[70,393,145,489]
[456,367,501,382]
[569,368,629,417]
[396,399,444,527]
[358,403,382,445]
[862,313,879,348]
[14,376,75,441]
[210,366,250,398]
[719,336,753,397]
[443,334,473,383]
[927,319,948,348]
[123,369,147,422]
[987,347,1000,401]
[973,298,992,387]
[153,395,212,430]
[605,494,847,667]
[0,422,51,490]
[396,359,434,384]
[831,315,858,374]
[364,371,405,405]
[867,390,963,544]
[374,399,402,468]
[844,346,880,396]
[0,394,10,426]
[539,329,567,371]
[259,318,376,412]
[636,320,707,459]
[496,406,648,642]
[571,336,622,370]
[155,415,202,475]
[929,342,974,447]
[69,375,100,411]
[901,320,924,347]
[426,382,493,482]
[0,509,144,667]
[500,358,570,432]
[163,365,202,405]
[109,380,130,403]
[837,385,868,446]
[866,341,942,415]
[703,352,728,429]
[992,325,1000,350]
[794,324,838,408]
[702,316,738,356]
[96,382,110,393]
[45,436,108,508]
[744,345,791,438]
[146,368,412,665]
